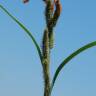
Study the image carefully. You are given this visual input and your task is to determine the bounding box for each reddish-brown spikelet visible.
[52,0,62,27]
[23,0,29,3]
[54,0,62,17]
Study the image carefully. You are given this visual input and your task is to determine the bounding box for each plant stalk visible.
[43,62,50,96]
[42,29,51,96]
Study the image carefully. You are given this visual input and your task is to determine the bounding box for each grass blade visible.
[50,41,96,95]
[0,4,42,64]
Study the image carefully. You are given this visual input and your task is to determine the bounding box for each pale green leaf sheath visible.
[50,41,96,95]
[0,4,43,65]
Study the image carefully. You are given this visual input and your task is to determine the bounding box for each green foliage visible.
[0,4,43,65]
[50,41,96,95]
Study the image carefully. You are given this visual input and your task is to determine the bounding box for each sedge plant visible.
[0,0,96,96]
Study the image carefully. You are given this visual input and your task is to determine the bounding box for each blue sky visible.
[0,0,96,96]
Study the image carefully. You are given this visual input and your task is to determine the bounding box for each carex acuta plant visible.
[0,0,96,96]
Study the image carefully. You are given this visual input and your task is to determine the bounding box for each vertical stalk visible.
[43,61,50,96]
[42,0,62,95]
[42,29,50,96]
[42,0,52,95]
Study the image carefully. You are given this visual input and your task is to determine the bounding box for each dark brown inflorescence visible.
[43,0,62,49]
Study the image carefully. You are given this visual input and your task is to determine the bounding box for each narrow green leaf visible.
[50,41,96,95]
[0,4,42,64]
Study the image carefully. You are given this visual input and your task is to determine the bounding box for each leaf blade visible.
[0,4,42,64]
[50,41,96,94]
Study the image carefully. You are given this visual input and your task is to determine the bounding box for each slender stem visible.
[43,62,50,96]
[42,0,53,95]
[42,29,51,96]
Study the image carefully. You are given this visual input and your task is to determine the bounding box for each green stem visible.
[43,62,50,96]
[42,29,51,96]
